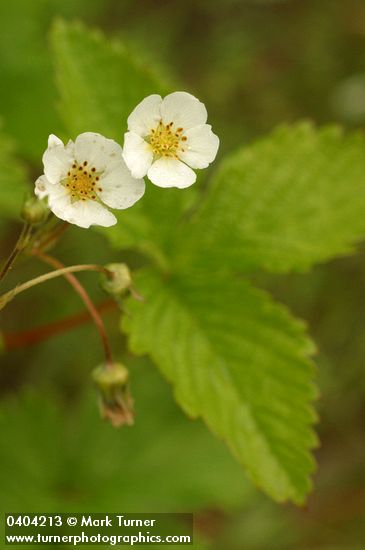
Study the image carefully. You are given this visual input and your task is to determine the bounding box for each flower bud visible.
[21,196,49,226]
[100,263,132,297]
[92,362,134,427]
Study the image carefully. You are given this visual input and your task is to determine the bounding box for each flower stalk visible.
[0,222,33,285]
[32,250,114,366]
[0,263,111,311]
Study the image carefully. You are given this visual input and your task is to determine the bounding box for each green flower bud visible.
[92,362,134,427]
[21,197,49,226]
[100,263,132,297]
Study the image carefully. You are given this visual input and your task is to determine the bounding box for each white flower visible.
[35,133,145,229]
[122,91,219,189]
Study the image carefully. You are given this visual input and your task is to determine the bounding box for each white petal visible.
[127,94,162,136]
[98,157,145,209]
[64,200,117,228]
[74,133,123,172]
[147,158,196,188]
[42,135,74,185]
[122,132,153,178]
[35,175,116,228]
[179,124,220,169]
[34,175,52,200]
[35,175,72,217]
[160,91,207,131]
[48,134,64,147]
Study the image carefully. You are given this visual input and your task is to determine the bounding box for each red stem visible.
[3,299,116,350]
[31,249,114,366]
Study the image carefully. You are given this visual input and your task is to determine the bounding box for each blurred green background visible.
[1,0,365,548]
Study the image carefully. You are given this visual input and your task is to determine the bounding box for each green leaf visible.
[0,360,250,516]
[0,0,110,162]
[51,19,196,262]
[103,183,197,268]
[123,269,318,503]
[0,125,28,220]
[178,123,365,273]
[51,19,168,141]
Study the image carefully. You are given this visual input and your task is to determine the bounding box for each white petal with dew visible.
[122,132,153,178]
[127,94,162,136]
[74,133,123,172]
[98,158,145,209]
[179,124,220,169]
[160,92,207,131]
[147,157,196,188]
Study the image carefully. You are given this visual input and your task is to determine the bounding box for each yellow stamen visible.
[148,120,187,158]
[62,162,101,202]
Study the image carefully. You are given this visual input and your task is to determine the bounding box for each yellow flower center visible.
[62,161,103,202]
[148,121,187,159]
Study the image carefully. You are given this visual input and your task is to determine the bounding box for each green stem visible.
[0,264,111,311]
[0,223,32,284]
